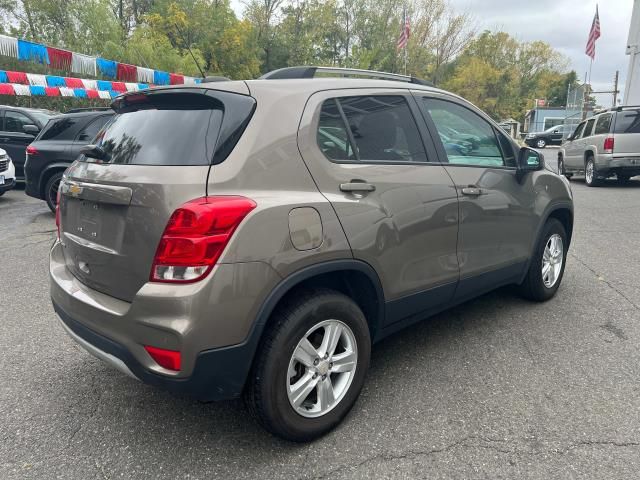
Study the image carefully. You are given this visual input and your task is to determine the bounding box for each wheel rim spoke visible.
[289,372,318,408]
[320,323,342,358]
[542,234,563,288]
[317,377,335,410]
[293,338,319,368]
[331,350,357,373]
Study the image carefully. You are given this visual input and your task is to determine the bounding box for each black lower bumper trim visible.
[53,301,255,401]
[0,178,16,192]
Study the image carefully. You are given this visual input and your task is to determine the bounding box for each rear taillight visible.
[55,189,61,239]
[150,196,256,283]
[144,345,181,371]
[26,145,38,156]
[603,136,614,153]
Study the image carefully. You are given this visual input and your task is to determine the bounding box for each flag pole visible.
[404,43,407,76]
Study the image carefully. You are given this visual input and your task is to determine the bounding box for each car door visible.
[297,89,460,327]
[564,121,586,169]
[416,93,537,300]
[549,127,563,144]
[70,114,113,160]
[0,109,39,179]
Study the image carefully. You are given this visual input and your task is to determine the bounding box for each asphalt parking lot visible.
[2,168,640,479]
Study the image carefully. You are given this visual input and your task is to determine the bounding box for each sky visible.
[230,0,634,107]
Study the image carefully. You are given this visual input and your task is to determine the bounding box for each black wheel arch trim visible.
[519,201,574,284]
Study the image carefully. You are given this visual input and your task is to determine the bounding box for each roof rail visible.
[64,107,113,114]
[260,66,434,87]
[614,105,640,111]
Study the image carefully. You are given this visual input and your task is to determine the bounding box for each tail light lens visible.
[603,136,614,153]
[26,145,39,156]
[150,196,256,283]
[55,189,61,239]
[144,345,181,371]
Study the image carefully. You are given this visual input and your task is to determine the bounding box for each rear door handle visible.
[461,186,482,196]
[340,180,376,193]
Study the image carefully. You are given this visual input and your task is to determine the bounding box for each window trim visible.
[315,92,439,166]
[417,94,517,171]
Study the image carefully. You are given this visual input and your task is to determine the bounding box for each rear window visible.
[89,91,255,166]
[614,110,640,134]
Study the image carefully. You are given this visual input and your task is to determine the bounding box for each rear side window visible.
[614,110,640,133]
[317,95,428,163]
[39,117,80,141]
[594,114,612,135]
[91,91,255,166]
[583,118,596,137]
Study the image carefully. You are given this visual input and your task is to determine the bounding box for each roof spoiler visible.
[260,66,433,87]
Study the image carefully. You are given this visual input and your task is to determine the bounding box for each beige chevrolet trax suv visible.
[50,66,574,441]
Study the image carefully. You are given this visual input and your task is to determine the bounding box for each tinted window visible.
[318,96,427,163]
[29,111,52,126]
[423,98,508,167]
[4,111,33,132]
[614,110,640,133]
[583,118,596,138]
[93,95,222,166]
[594,114,612,135]
[572,122,586,139]
[39,117,80,141]
[77,115,112,142]
[317,99,354,161]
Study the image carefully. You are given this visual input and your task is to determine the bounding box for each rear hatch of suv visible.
[613,108,640,159]
[57,86,256,302]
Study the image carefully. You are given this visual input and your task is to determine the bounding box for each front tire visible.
[518,218,567,302]
[245,289,371,442]
[45,172,64,213]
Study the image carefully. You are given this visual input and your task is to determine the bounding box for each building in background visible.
[624,0,639,105]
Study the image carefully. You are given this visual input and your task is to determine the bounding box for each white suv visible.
[559,106,640,186]
[0,148,16,196]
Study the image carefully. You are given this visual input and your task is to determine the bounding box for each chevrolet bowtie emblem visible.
[69,184,83,196]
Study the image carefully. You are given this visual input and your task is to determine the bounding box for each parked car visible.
[558,106,640,186]
[525,124,573,148]
[0,105,55,181]
[24,108,114,211]
[51,66,574,442]
[0,148,16,196]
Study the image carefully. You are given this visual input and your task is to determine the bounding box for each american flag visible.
[585,5,601,60]
[397,7,410,50]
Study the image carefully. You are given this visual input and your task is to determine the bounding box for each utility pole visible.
[613,70,619,107]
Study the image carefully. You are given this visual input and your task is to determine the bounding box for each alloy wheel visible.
[542,233,563,288]
[287,319,358,418]
[585,160,594,184]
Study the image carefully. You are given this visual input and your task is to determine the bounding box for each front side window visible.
[422,98,508,167]
[594,114,613,135]
[317,95,428,163]
[4,111,33,132]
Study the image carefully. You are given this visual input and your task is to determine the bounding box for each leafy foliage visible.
[0,0,574,121]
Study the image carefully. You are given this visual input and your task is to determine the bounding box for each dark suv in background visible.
[0,105,54,180]
[25,108,113,211]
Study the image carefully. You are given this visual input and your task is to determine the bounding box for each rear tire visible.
[584,156,600,187]
[536,138,547,148]
[617,174,630,184]
[518,218,567,302]
[45,172,64,213]
[245,289,371,442]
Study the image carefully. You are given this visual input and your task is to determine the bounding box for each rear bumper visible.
[54,301,259,401]
[596,156,640,177]
[50,240,281,401]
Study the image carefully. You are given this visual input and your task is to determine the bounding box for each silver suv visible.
[559,106,640,186]
[50,67,574,441]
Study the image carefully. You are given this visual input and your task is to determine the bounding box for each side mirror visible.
[517,147,544,179]
[80,144,108,161]
[23,124,39,135]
